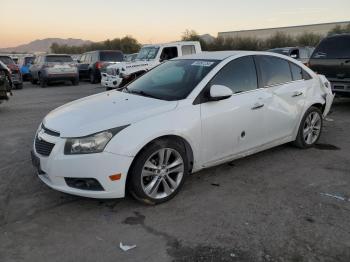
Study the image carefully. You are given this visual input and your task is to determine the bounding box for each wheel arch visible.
[125,134,194,188]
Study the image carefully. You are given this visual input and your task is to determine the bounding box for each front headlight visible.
[64,126,129,155]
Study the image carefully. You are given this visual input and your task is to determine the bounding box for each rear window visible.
[45,56,73,63]
[0,56,15,65]
[24,57,35,64]
[99,51,124,62]
[312,35,350,59]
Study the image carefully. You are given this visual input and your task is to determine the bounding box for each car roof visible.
[174,51,289,61]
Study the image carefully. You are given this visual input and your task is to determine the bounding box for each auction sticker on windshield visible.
[191,61,215,67]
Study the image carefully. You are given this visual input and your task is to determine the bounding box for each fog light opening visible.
[64,178,104,191]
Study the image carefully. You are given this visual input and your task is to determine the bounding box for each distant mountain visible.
[0,38,92,53]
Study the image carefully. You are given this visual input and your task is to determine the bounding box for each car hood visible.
[43,91,178,137]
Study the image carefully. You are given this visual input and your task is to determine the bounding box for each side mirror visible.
[209,85,233,101]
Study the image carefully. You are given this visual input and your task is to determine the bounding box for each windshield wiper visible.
[128,89,161,99]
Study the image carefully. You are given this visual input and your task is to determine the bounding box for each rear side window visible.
[312,35,350,59]
[46,56,73,63]
[99,51,123,62]
[289,62,312,81]
[182,45,196,56]
[290,63,303,81]
[211,56,258,93]
[258,56,292,86]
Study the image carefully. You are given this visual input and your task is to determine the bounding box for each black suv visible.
[78,50,124,83]
[309,34,350,96]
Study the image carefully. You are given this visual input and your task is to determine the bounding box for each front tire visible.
[128,139,188,205]
[293,106,323,148]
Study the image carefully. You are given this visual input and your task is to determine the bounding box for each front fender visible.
[105,103,201,167]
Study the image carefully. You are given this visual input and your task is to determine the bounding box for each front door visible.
[200,56,267,166]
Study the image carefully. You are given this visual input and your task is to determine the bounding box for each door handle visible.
[251,103,264,110]
[292,91,303,97]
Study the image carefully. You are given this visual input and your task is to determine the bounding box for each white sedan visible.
[31,51,334,204]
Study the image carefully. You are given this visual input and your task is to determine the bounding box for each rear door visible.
[256,55,308,143]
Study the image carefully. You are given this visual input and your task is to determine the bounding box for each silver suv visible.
[30,54,79,87]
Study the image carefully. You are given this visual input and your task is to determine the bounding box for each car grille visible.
[35,136,55,156]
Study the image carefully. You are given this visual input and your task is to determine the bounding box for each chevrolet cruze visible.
[31,51,334,204]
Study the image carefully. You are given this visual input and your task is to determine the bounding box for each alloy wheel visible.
[141,148,184,199]
[303,111,322,145]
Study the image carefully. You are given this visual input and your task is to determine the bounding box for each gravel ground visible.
[0,82,349,262]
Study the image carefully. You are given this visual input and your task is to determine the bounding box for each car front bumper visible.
[31,132,133,199]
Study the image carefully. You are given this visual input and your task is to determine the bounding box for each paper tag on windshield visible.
[191,61,214,67]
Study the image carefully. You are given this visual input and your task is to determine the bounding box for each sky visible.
[1,0,350,48]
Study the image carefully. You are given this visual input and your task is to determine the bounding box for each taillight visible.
[96,61,103,69]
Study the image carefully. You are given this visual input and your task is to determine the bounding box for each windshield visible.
[100,51,124,62]
[0,56,15,65]
[312,36,350,59]
[46,56,73,63]
[136,47,159,60]
[125,59,219,101]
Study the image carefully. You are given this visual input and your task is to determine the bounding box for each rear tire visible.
[39,74,47,88]
[72,78,79,86]
[89,71,97,84]
[128,139,188,205]
[293,106,323,149]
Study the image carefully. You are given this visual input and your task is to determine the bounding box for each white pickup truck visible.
[101,41,202,90]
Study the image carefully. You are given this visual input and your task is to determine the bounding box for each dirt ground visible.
[0,82,349,262]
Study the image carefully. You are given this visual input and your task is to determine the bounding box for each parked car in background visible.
[18,55,35,81]
[0,55,23,89]
[124,53,138,62]
[268,47,314,64]
[11,57,19,64]
[101,41,202,90]
[308,34,350,96]
[71,54,81,63]
[32,51,333,204]
[29,54,79,87]
[0,61,12,103]
[77,50,124,83]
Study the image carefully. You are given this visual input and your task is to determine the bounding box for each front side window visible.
[258,56,292,87]
[160,47,178,61]
[125,59,218,101]
[210,56,258,93]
